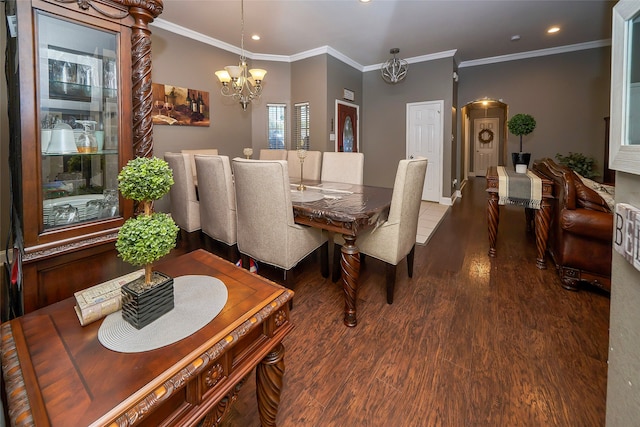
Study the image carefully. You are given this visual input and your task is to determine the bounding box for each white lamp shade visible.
[215,70,231,83]
[225,65,242,79]
[249,68,266,81]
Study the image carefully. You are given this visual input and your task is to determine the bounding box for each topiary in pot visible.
[507,113,537,169]
[116,156,179,329]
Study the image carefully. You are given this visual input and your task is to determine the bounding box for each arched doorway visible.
[461,98,508,178]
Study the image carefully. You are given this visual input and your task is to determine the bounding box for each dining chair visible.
[181,149,219,184]
[321,152,364,185]
[232,158,329,293]
[195,154,238,262]
[259,149,287,160]
[287,150,322,181]
[334,157,428,304]
[164,152,201,233]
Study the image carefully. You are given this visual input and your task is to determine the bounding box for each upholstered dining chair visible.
[181,148,219,184]
[321,152,364,185]
[287,150,322,181]
[232,158,329,293]
[164,152,201,233]
[259,149,288,160]
[195,154,238,262]
[334,157,428,304]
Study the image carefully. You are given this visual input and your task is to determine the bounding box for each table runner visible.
[497,166,542,209]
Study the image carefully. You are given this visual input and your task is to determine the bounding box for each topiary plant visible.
[507,113,537,153]
[115,157,179,286]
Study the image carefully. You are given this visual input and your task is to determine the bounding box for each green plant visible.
[507,113,537,152]
[555,152,600,180]
[115,157,179,285]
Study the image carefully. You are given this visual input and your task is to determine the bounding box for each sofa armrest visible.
[560,208,613,241]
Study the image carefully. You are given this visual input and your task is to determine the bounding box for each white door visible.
[406,100,443,202]
[473,118,499,176]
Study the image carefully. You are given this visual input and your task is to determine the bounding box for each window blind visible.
[267,103,286,149]
[293,102,310,150]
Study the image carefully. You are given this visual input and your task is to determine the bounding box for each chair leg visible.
[386,263,397,304]
[407,245,416,278]
[320,241,329,278]
[332,243,342,282]
[284,268,296,310]
[227,244,240,264]
[241,254,251,270]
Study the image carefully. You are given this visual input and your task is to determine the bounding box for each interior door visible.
[406,100,443,202]
[336,100,358,152]
[473,118,499,176]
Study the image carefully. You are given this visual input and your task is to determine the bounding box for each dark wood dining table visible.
[290,180,393,327]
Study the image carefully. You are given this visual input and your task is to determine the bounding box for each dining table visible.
[289,180,393,327]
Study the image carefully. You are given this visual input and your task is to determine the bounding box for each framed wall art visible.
[151,83,210,127]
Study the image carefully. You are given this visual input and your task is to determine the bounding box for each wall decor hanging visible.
[151,83,210,127]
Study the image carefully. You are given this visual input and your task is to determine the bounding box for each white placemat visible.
[290,190,325,202]
[98,275,227,353]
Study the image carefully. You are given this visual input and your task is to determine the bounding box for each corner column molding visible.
[120,0,164,158]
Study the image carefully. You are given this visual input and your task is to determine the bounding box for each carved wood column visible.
[123,0,163,158]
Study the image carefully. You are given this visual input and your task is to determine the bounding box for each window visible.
[267,103,286,149]
[293,102,310,150]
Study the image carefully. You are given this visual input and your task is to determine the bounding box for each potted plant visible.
[507,113,537,171]
[115,156,180,329]
[555,152,600,180]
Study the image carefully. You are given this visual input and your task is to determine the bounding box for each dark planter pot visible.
[511,152,531,169]
[121,271,174,329]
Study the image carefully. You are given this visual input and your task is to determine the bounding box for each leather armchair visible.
[532,158,612,292]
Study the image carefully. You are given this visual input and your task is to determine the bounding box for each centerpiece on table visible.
[115,156,180,329]
[507,113,536,172]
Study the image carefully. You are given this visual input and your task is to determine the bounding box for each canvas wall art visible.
[151,83,210,127]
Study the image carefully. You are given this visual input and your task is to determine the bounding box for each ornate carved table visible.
[291,181,392,327]
[1,249,293,426]
[486,166,554,269]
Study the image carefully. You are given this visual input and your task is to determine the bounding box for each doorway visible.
[406,100,443,202]
[461,99,508,178]
[335,100,359,152]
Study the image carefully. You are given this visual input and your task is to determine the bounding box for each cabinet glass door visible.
[37,12,120,229]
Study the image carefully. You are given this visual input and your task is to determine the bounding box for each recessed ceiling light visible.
[251,34,261,41]
[511,35,521,41]
[360,0,371,3]
[547,26,560,34]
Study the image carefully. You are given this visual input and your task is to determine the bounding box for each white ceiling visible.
[154,0,616,69]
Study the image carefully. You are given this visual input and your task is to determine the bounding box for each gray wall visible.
[326,56,363,152]
[458,47,611,179]
[291,55,327,151]
[362,57,455,193]
[606,171,640,426]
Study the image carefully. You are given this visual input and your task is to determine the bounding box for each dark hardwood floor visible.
[185,176,610,426]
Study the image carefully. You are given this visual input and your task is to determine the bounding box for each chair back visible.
[164,152,201,232]
[232,159,295,264]
[195,155,236,245]
[181,149,219,183]
[259,149,287,160]
[388,157,428,256]
[321,152,364,184]
[287,150,322,181]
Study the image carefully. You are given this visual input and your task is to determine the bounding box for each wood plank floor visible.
[194,176,610,426]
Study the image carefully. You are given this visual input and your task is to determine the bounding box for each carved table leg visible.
[256,343,286,427]
[534,198,552,270]
[487,192,500,257]
[340,234,360,327]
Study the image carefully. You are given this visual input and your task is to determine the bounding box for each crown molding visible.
[151,18,610,71]
[362,49,457,72]
[458,39,611,68]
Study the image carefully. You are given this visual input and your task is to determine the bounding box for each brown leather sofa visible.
[532,158,613,293]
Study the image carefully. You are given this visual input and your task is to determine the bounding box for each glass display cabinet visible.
[38,13,121,229]
[6,0,162,313]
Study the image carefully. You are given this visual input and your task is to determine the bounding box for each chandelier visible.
[381,48,408,84]
[215,0,266,111]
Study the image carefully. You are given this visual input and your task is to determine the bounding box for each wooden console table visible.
[486,166,554,269]
[1,249,293,426]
